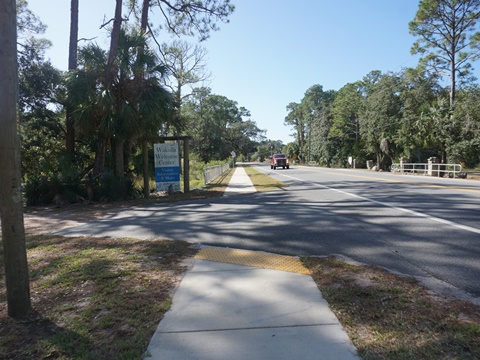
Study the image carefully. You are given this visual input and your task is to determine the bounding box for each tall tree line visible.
[285,0,480,169]
[182,87,265,162]
[285,68,480,169]
[16,0,267,207]
[2,0,240,318]
[16,0,239,205]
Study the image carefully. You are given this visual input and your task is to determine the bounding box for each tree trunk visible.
[114,137,125,178]
[66,0,79,154]
[142,140,150,197]
[0,0,32,318]
[184,139,190,193]
[68,0,79,71]
[441,144,447,164]
[175,87,183,175]
[141,0,150,197]
[93,137,108,177]
[450,33,456,109]
[376,151,382,170]
[106,0,123,87]
[141,0,149,30]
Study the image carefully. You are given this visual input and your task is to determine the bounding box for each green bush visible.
[25,172,140,206]
[25,176,54,206]
[94,172,138,202]
[24,173,86,206]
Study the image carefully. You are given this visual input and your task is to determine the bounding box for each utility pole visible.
[0,0,32,317]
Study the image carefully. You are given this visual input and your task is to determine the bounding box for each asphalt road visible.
[58,164,480,298]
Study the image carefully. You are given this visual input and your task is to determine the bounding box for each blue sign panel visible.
[155,166,180,182]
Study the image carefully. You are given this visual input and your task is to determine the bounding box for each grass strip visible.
[303,256,480,360]
[0,235,197,359]
[243,165,285,191]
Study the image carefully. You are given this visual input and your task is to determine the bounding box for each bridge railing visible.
[391,162,463,178]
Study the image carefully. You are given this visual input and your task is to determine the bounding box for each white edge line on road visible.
[277,172,480,236]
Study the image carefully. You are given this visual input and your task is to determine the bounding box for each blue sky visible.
[28,0,422,144]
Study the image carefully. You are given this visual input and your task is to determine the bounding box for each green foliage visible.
[25,170,139,206]
[67,28,174,177]
[17,0,480,200]
[25,176,55,206]
[284,101,307,152]
[16,0,47,39]
[449,86,480,165]
[139,0,235,42]
[186,153,228,189]
[359,71,404,169]
[285,84,338,165]
[409,0,480,106]
[183,87,265,163]
[252,140,284,162]
[17,1,255,206]
[25,172,83,207]
[18,28,65,182]
[328,82,366,166]
[95,172,138,202]
[286,66,480,169]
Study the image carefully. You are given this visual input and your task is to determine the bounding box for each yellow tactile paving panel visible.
[195,247,310,275]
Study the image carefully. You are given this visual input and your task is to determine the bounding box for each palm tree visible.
[67,28,173,179]
[66,44,112,177]
[112,28,173,177]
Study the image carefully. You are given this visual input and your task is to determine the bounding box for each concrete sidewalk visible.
[143,166,359,359]
[144,248,359,360]
[223,165,256,193]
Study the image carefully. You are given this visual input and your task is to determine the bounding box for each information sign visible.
[154,143,180,192]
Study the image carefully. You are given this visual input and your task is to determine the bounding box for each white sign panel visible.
[154,143,180,192]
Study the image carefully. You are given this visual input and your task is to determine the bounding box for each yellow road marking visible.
[301,168,480,194]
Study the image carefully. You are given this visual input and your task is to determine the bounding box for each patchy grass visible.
[0,235,197,359]
[303,256,480,360]
[243,165,285,191]
[8,166,480,359]
[1,168,235,359]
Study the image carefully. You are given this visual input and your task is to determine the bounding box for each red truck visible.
[270,153,289,170]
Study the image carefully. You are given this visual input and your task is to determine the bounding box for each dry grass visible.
[0,235,197,359]
[303,256,480,360]
[243,165,285,191]
[0,169,236,359]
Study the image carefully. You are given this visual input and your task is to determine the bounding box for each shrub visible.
[94,172,138,202]
[25,176,54,206]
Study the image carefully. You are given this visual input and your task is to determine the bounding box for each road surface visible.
[58,164,480,298]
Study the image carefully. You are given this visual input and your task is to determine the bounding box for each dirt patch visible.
[24,211,104,234]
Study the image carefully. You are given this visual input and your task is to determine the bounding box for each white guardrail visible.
[203,163,230,185]
[391,162,463,178]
